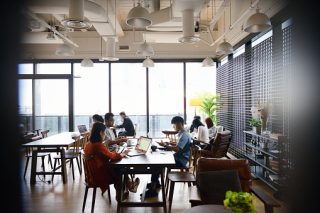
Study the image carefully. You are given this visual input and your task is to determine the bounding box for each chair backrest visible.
[82,153,98,187]
[197,158,252,192]
[80,132,90,150]
[70,136,81,155]
[41,130,49,138]
[209,130,232,158]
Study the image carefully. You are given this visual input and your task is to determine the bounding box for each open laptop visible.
[77,125,88,134]
[127,136,152,157]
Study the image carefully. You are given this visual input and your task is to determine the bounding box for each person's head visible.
[171,116,184,131]
[92,114,104,123]
[90,122,106,143]
[104,112,114,127]
[192,118,204,128]
[205,117,214,128]
[119,111,126,119]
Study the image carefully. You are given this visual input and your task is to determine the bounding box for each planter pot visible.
[252,126,261,134]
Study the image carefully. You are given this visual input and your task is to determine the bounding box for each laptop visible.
[127,136,152,157]
[77,125,88,134]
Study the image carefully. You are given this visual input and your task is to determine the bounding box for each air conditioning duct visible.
[61,0,92,30]
[178,9,200,44]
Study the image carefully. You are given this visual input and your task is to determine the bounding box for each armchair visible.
[189,158,280,213]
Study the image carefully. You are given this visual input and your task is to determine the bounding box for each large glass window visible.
[18,64,33,74]
[74,63,109,130]
[36,63,71,74]
[18,79,33,131]
[111,63,147,137]
[34,79,69,134]
[149,63,184,137]
[186,62,216,125]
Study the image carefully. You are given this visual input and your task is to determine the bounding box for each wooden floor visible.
[20,152,288,213]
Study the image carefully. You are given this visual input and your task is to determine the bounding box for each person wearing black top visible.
[116,111,135,137]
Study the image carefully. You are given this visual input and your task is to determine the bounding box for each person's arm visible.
[116,118,127,129]
[98,143,122,160]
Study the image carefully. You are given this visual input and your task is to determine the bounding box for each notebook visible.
[127,136,152,157]
[77,125,88,134]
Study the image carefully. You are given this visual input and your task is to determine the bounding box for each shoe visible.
[145,189,158,198]
[146,181,161,189]
[128,177,140,193]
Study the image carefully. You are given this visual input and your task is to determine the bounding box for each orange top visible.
[84,142,122,194]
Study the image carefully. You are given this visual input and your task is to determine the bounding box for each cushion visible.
[196,170,242,205]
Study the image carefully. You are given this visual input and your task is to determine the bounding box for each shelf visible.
[245,154,279,174]
[244,130,281,142]
[250,166,279,191]
[245,143,279,159]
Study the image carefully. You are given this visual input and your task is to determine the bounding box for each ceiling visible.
[22,0,288,60]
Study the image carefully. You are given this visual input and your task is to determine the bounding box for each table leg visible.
[160,168,167,213]
[30,149,38,184]
[60,148,67,184]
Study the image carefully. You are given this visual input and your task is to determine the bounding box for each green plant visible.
[248,118,262,127]
[223,191,257,213]
[198,93,221,125]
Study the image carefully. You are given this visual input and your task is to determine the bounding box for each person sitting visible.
[83,122,130,202]
[89,114,104,132]
[104,113,128,150]
[191,118,210,144]
[146,116,191,197]
[115,111,135,137]
[205,117,217,140]
[189,115,201,133]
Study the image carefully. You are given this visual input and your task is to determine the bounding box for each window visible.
[149,63,184,137]
[111,63,147,137]
[186,62,216,125]
[18,63,33,74]
[36,63,71,74]
[74,63,109,129]
[18,79,33,131]
[233,44,245,58]
[252,30,273,47]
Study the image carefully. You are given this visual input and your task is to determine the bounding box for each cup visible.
[151,145,157,152]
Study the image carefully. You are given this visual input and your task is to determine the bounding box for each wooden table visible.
[22,132,79,184]
[112,151,176,213]
[183,204,231,213]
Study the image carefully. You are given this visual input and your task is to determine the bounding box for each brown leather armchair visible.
[189,158,280,213]
[199,130,232,158]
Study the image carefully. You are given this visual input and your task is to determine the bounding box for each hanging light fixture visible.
[126,2,152,28]
[61,0,92,30]
[55,43,75,56]
[202,56,214,67]
[216,10,233,55]
[136,41,154,56]
[81,57,94,67]
[143,56,154,68]
[244,9,271,33]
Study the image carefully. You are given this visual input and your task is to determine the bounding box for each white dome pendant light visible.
[61,0,92,30]
[202,56,214,67]
[216,9,233,55]
[244,8,271,33]
[143,56,154,68]
[126,2,152,28]
[81,57,94,67]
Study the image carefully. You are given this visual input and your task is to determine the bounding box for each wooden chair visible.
[52,136,82,181]
[189,158,280,213]
[23,132,53,179]
[82,152,111,213]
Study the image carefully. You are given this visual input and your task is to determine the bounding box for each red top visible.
[84,142,122,194]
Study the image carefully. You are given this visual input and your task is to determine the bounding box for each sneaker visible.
[128,177,140,193]
[145,189,158,198]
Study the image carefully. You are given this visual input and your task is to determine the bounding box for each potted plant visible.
[198,93,221,125]
[249,118,262,134]
[223,191,257,213]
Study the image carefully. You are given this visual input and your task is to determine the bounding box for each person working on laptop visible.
[115,111,135,137]
[104,113,128,149]
[146,116,191,197]
[84,122,131,202]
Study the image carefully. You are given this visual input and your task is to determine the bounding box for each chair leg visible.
[71,159,75,180]
[41,156,46,178]
[52,159,58,181]
[24,157,30,179]
[76,157,82,175]
[165,168,171,194]
[168,181,175,213]
[82,186,89,212]
[107,185,111,204]
[91,187,97,213]
[48,154,53,169]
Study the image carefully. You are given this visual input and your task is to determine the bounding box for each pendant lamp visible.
[55,43,75,56]
[126,3,152,28]
[143,56,154,68]
[244,9,271,33]
[81,57,94,67]
[202,56,214,67]
[216,39,233,55]
[136,41,154,56]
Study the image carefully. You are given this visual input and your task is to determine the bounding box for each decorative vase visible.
[253,126,261,134]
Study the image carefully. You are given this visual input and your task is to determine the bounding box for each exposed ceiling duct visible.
[61,0,92,30]
[178,9,200,44]
[103,37,119,61]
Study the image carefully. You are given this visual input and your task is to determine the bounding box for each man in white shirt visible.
[104,112,127,150]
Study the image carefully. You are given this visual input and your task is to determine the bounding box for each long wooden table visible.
[111,149,176,213]
[22,132,79,184]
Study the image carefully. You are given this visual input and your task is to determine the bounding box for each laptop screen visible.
[137,136,152,152]
[77,125,88,134]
